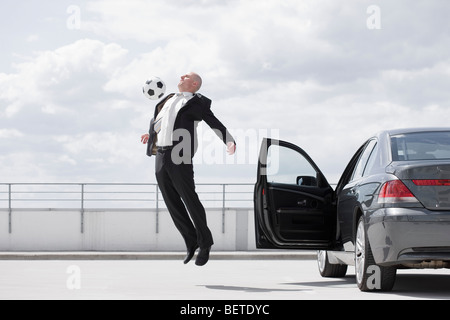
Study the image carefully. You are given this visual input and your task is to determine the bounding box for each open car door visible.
[254,138,338,250]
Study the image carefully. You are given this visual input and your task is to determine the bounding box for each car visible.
[254,127,450,291]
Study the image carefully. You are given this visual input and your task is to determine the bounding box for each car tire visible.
[317,250,348,278]
[355,216,397,292]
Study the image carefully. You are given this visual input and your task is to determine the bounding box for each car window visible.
[362,142,379,177]
[266,144,319,186]
[391,131,450,161]
[351,139,377,181]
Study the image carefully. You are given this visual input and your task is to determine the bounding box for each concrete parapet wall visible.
[0,208,255,252]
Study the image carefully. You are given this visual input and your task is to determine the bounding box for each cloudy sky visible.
[1,0,449,185]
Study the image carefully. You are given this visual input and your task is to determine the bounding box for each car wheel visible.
[355,216,397,292]
[317,250,348,278]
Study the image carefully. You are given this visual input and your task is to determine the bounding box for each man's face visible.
[178,73,198,93]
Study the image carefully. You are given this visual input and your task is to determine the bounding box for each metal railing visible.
[0,183,254,209]
[0,183,255,234]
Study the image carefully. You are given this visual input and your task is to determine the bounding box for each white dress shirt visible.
[155,92,194,147]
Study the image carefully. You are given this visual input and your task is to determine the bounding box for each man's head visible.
[178,72,202,93]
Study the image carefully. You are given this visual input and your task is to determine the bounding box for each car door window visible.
[351,139,377,181]
[362,142,379,177]
[267,143,318,186]
[254,138,336,250]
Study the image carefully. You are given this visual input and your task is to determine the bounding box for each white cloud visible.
[26,34,40,43]
[58,155,77,166]
[0,39,129,118]
[0,129,24,138]
[0,38,146,182]
[1,0,450,184]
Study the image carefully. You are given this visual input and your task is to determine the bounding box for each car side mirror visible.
[297,176,318,187]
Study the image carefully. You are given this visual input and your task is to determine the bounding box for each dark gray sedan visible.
[254,128,450,291]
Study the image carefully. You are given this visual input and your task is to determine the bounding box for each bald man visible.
[142,72,236,266]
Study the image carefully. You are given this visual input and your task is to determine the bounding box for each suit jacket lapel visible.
[154,93,175,118]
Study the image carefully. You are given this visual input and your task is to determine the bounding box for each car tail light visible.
[378,180,419,204]
[413,179,450,186]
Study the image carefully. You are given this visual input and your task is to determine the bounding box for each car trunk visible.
[391,162,450,210]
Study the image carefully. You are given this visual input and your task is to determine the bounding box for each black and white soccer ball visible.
[142,76,166,100]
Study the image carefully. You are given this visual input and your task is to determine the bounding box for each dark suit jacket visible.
[147,93,235,157]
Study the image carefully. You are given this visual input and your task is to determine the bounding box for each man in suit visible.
[141,72,236,266]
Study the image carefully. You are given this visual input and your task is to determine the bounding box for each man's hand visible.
[141,134,149,144]
[227,142,236,155]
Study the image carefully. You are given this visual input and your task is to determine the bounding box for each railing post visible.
[81,184,85,234]
[8,184,12,234]
[222,184,226,234]
[155,184,159,234]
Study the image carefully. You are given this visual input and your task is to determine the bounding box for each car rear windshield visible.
[391,131,450,161]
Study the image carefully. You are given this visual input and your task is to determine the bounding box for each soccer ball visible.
[142,76,166,100]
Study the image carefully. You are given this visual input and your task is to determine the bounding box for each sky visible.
[0,0,449,185]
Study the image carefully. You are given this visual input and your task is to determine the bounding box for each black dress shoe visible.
[195,247,211,266]
[184,245,199,264]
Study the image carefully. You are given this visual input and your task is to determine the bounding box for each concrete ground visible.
[0,251,449,302]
